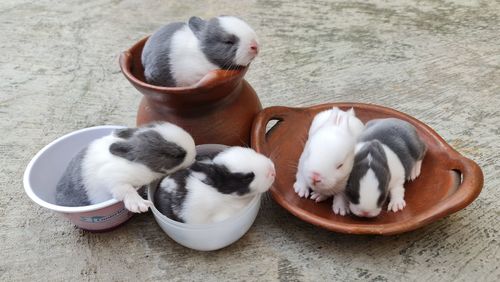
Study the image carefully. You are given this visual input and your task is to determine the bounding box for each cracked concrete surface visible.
[1,0,499,281]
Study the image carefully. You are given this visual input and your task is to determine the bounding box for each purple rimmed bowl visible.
[23,125,133,232]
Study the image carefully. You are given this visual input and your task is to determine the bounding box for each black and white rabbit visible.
[154,147,275,224]
[142,16,259,87]
[55,122,196,213]
[345,118,427,217]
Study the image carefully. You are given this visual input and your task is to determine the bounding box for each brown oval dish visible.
[119,37,262,146]
[252,103,484,235]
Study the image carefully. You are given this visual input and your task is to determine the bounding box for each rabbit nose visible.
[359,210,377,217]
[311,172,322,185]
[249,40,259,54]
[268,168,276,178]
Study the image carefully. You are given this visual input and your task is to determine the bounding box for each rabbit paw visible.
[388,197,406,212]
[332,195,349,216]
[293,181,310,198]
[123,192,153,213]
[310,192,329,202]
[409,160,423,181]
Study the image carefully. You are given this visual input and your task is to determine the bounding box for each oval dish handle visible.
[447,155,484,211]
[251,106,302,154]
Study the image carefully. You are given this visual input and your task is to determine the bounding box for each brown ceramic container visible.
[120,37,262,146]
[252,103,484,235]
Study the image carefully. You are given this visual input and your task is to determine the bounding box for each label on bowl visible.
[80,207,128,223]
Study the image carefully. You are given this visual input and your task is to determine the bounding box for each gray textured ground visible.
[1,0,499,281]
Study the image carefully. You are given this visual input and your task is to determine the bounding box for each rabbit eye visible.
[336,163,344,169]
[223,35,237,45]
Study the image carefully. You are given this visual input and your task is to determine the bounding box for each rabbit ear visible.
[328,108,341,125]
[330,109,348,127]
[341,112,350,131]
[330,110,352,134]
[109,141,135,160]
[188,16,206,35]
[114,128,137,139]
[347,108,356,116]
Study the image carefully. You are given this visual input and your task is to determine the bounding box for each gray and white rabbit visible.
[55,122,196,213]
[345,118,427,218]
[293,107,365,215]
[142,16,259,87]
[154,147,275,224]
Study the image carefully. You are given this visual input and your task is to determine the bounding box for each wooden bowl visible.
[252,103,483,235]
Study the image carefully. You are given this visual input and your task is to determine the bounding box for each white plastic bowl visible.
[23,125,134,231]
[148,144,262,251]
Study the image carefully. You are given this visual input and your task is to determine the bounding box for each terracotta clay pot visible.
[119,37,262,146]
[252,103,484,235]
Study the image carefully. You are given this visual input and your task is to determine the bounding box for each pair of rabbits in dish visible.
[294,108,426,218]
[56,122,275,224]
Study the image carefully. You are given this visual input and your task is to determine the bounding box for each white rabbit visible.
[293,108,364,215]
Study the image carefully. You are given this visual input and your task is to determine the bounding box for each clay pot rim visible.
[251,102,484,235]
[119,36,248,95]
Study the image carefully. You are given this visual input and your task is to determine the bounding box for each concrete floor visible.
[1,0,499,281]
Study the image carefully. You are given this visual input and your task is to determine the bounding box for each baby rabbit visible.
[154,147,275,224]
[55,123,196,213]
[345,118,427,218]
[142,16,259,87]
[294,108,365,215]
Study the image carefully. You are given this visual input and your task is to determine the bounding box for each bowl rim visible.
[251,102,484,235]
[147,183,261,230]
[23,125,125,213]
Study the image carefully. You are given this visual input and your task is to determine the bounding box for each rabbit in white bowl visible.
[55,122,196,213]
[154,146,275,224]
